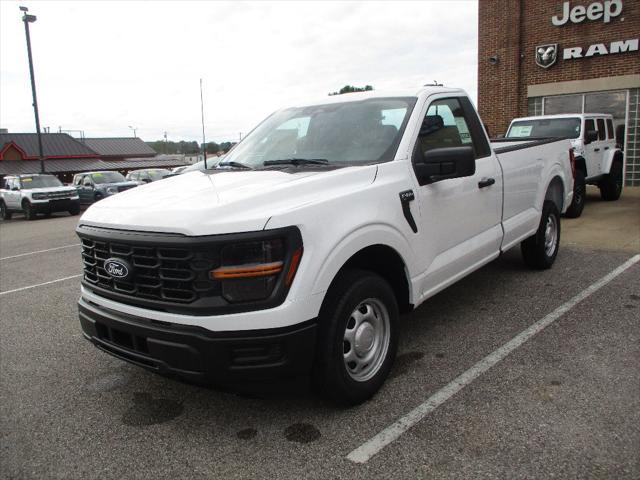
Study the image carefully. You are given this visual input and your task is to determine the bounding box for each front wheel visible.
[599,160,623,201]
[521,200,560,270]
[23,200,36,221]
[312,269,398,405]
[564,170,586,218]
[68,203,80,216]
[0,201,12,220]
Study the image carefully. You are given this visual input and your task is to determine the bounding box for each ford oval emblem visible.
[104,258,132,280]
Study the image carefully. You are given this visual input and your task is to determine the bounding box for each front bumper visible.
[32,198,80,213]
[78,297,317,383]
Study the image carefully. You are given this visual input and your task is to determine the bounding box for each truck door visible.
[412,95,503,299]
[583,118,604,177]
[81,176,94,202]
[6,179,21,209]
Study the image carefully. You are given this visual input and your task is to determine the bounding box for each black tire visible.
[564,169,586,218]
[521,200,561,270]
[599,159,623,201]
[312,269,399,405]
[68,204,80,216]
[22,200,36,220]
[0,201,12,220]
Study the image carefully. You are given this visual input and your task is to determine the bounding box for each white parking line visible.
[347,253,640,464]
[0,274,83,296]
[0,243,80,261]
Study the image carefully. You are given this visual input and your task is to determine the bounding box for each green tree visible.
[329,85,374,96]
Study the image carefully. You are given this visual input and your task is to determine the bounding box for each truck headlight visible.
[32,193,47,200]
[106,187,118,195]
[210,238,302,303]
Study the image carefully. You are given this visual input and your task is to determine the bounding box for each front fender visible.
[309,223,416,302]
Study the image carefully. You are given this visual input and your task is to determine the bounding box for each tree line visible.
[329,85,374,96]
[146,140,237,155]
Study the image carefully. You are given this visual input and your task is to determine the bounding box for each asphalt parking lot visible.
[1,188,639,479]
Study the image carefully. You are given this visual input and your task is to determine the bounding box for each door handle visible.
[594,148,600,152]
[604,146,610,150]
[478,177,495,189]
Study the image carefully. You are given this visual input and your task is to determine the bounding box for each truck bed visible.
[490,137,569,154]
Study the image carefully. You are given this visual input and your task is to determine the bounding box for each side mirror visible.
[584,130,598,144]
[12,186,20,191]
[495,133,505,139]
[141,178,151,184]
[414,146,476,184]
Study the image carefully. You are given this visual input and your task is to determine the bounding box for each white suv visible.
[507,114,624,218]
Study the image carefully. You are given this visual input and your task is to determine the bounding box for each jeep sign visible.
[552,0,623,26]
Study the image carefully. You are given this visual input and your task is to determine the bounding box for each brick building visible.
[478,0,640,185]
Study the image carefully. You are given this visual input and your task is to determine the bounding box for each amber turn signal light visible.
[210,261,284,280]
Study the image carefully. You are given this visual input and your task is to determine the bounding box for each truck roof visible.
[511,113,613,123]
[287,86,466,109]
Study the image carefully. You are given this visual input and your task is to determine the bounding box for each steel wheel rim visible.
[544,214,558,257]
[343,298,390,382]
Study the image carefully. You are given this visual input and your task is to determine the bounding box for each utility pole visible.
[20,6,45,173]
[128,125,137,138]
[164,131,168,154]
[200,78,207,169]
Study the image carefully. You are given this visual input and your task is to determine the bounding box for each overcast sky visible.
[0,1,478,143]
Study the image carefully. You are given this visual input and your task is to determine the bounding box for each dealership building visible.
[478,0,640,185]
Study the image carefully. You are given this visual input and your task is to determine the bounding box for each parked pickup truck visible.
[76,87,573,404]
[72,171,138,205]
[1,174,80,220]
[506,113,624,218]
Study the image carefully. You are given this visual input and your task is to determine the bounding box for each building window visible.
[543,94,582,114]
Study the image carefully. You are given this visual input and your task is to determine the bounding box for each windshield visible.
[19,175,63,189]
[91,172,126,184]
[507,118,581,139]
[221,97,417,168]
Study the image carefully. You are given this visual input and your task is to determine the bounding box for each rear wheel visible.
[0,201,12,220]
[22,200,36,220]
[312,269,398,405]
[599,160,623,201]
[521,200,560,270]
[564,169,586,218]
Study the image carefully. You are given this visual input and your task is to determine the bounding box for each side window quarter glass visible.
[596,119,606,140]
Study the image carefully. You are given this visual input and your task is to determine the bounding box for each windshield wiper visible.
[216,161,253,170]
[263,158,329,167]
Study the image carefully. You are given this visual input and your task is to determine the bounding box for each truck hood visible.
[98,181,139,189]
[27,186,77,195]
[79,166,378,235]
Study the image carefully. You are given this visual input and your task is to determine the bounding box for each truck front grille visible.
[80,238,220,304]
[48,191,75,200]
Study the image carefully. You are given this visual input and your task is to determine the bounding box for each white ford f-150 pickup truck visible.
[507,113,624,218]
[77,87,573,404]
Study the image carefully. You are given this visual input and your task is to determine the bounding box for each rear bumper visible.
[32,198,79,213]
[78,297,317,384]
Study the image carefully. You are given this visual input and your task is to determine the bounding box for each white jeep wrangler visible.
[507,113,624,218]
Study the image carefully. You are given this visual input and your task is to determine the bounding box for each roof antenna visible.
[424,80,443,87]
[200,78,207,170]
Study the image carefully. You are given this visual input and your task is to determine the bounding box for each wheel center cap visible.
[354,323,375,356]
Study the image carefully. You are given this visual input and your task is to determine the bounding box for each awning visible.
[0,157,189,175]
